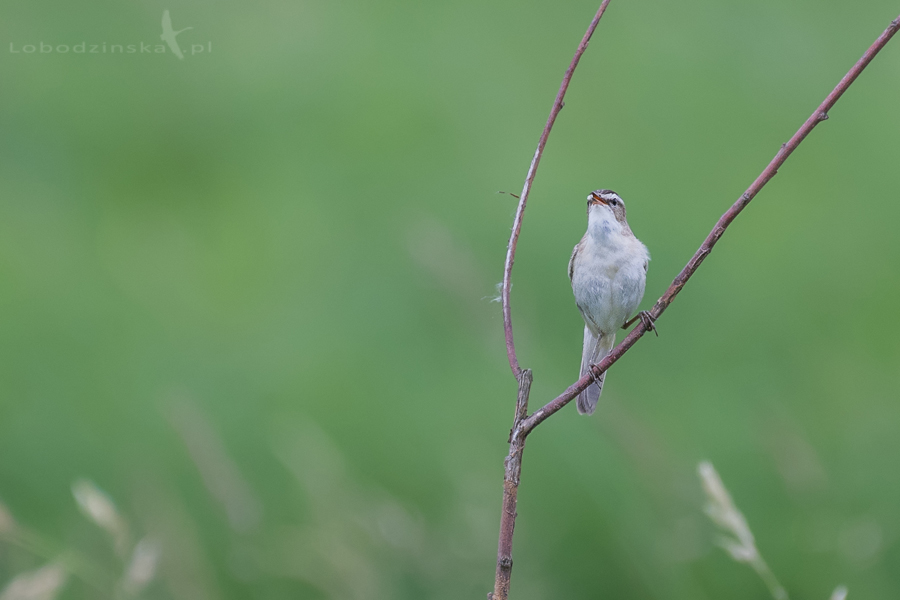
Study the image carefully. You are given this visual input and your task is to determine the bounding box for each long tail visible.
[577,326,616,415]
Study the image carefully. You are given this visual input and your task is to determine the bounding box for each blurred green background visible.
[1,0,899,598]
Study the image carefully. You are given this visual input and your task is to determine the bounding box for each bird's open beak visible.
[589,192,608,206]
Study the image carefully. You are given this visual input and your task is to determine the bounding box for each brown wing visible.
[568,242,581,282]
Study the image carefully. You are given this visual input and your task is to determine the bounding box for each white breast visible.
[571,208,649,336]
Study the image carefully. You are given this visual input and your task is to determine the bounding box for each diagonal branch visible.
[520,12,900,436]
[501,0,613,379]
[493,8,898,600]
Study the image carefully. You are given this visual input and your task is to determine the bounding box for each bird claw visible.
[622,310,659,336]
[638,311,658,336]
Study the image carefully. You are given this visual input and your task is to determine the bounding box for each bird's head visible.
[587,189,628,225]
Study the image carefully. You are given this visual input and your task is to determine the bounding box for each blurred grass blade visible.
[0,564,67,600]
[71,479,130,557]
[698,461,788,600]
[167,399,263,533]
[829,586,848,600]
[121,537,161,594]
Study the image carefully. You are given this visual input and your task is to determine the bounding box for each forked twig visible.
[493,4,612,599]
[493,5,900,598]
[519,12,900,434]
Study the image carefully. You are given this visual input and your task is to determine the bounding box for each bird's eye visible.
[608,198,617,206]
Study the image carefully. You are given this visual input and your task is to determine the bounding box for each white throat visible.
[587,205,625,245]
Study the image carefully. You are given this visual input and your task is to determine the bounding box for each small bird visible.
[569,189,651,415]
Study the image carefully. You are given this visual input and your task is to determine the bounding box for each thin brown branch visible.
[520,11,900,436]
[492,6,614,598]
[491,10,900,599]
[492,369,532,600]
[501,0,613,379]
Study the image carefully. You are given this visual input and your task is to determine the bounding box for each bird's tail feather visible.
[577,327,615,415]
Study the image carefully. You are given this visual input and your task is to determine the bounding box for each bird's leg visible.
[622,311,658,336]
[586,363,604,389]
[585,342,605,389]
